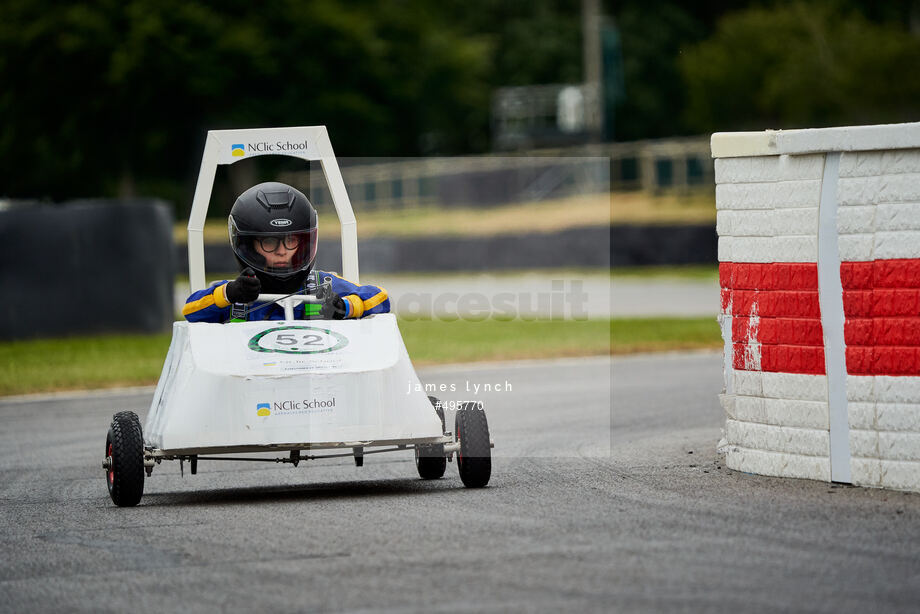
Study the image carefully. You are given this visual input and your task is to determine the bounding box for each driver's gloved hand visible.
[226,268,261,304]
[321,292,348,320]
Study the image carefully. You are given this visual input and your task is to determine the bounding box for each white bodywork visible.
[144,126,442,453]
[145,315,441,453]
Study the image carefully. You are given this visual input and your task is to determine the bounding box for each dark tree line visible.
[2,0,918,202]
[613,0,920,139]
[0,0,587,201]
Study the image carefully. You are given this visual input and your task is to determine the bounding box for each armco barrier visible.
[714,122,920,492]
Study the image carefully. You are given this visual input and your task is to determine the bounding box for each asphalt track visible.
[1,353,918,613]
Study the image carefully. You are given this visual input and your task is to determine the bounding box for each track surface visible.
[611,279,718,317]
[1,354,918,612]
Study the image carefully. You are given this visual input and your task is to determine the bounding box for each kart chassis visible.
[103,126,493,506]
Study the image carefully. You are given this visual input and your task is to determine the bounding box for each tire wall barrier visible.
[0,200,175,340]
[714,122,920,492]
[181,228,614,274]
[177,224,715,275]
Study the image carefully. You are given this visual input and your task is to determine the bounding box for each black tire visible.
[415,445,447,479]
[105,411,145,507]
[416,396,447,479]
[456,402,491,488]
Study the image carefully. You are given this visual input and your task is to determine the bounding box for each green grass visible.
[176,193,612,242]
[610,317,720,353]
[0,333,174,396]
[175,189,716,243]
[0,317,721,396]
[402,318,611,365]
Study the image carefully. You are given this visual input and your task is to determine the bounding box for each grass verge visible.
[174,190,715,243]
[402,318,611,365]
[609,317,720,354]
[176,193,612,242]
[0,317,720,396]
[0,334,174,396]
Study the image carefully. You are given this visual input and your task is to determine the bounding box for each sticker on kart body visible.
[248,325,348,354]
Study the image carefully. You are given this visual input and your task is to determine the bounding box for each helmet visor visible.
[229,221,318,278]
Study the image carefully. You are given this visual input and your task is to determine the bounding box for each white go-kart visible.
[103,126,492,507]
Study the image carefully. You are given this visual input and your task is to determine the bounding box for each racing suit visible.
[182,270,389,323]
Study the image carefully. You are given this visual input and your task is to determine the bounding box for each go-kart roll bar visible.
[187,126,359,292]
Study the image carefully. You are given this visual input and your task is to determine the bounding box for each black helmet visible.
[228,182,318,289]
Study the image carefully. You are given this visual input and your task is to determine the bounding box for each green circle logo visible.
[248,325,349,354]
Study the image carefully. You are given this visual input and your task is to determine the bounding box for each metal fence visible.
[602,136,714,192]
[278,136,713,211]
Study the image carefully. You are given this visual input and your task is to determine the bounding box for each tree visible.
[0,0,492,201]
[679,2,920,133]
[611,2,705,140]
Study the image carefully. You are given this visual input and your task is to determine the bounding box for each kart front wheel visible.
[456,402,491,488]
[104,411,145,507]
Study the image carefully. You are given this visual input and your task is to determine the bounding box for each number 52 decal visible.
[248,326,349,354]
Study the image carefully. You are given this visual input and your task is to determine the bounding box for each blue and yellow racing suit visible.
[183,270,389,323]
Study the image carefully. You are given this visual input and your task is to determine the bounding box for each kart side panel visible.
[144,314,441,450]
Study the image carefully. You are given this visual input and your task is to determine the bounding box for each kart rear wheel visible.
[456,402,491,488]
[104,411,145,507]
[416,396,447,479]
[415,445,447,479]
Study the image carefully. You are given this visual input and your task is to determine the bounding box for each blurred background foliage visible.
[1,0,918,202]
[679,2,920,133]
[614,0,920,139]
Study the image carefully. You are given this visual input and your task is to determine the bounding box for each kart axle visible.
[187,446,410,465]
